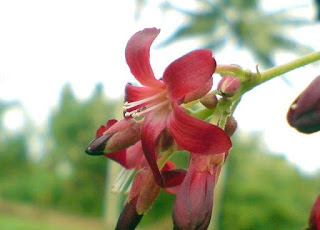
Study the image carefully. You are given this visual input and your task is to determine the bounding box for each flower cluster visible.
[86,28,238,230]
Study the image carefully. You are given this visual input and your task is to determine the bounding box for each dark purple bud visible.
[308,194,320,230]
[218,76,241,97]
[200,93,218,109]
[287,76,320,134]
[115,196,143,230]
[225,116,237,137]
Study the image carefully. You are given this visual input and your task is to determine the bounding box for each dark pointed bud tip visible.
[225,116,237,137]
[115,196,143,230]
[85,133,112,156]
[200,93,218,109]
[218,76,241,97]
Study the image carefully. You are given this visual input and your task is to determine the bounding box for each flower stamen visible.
[123,91,167,110]
[125,100,170,118]
[112,168,135,193]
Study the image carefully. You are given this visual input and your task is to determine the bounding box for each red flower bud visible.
[200,93,218,109]
[85,119,141,155]
[225,116,237,137]
[217,76,241,97]
[287,76,320,134]
[116,161,186,229]
[308,194,320,230]
[173,154,222,230]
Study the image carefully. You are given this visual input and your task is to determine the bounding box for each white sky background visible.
[0,0,320,173]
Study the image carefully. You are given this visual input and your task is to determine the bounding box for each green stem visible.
[259,51,320,85]
[191,51,320,125]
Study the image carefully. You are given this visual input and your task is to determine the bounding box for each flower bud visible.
[173,155,220,230]
[308,194,320,230]
[218,76,241,97]
[225,116,237,137]
[287,75,320,134]
[85,119,141,155]
[200,93,218,109]
[115,196,143,230]
[126,168,161,215]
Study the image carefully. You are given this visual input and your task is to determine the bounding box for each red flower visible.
[124,28,232,187]
[309,194,320,230]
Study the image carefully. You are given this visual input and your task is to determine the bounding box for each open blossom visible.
[123,28,231,187]
[287,75,320,134]
[85,28,233,230]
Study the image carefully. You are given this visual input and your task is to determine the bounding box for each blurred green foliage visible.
[0,84,118,216]
[220,133,320,230]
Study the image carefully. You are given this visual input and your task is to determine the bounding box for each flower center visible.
[124,90,170,118]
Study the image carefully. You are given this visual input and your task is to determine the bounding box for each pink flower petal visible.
[125,28,164,88]
[106,141,145,169]
[125,83,161,103]
[167,103,232,154]
[125,141,145,169]
[183,78,213,104]
[105,149,127,168]
[141,110,169,187]
[163,49,216,101]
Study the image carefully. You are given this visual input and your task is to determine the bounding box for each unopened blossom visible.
[217,76,241,97]
[123,28,232,187]
[116,161,186,230]
[86,119,144,169]
[287,75,320,134]
[225,116,237,137]
[308,194,320,230]
[173,153,227,230]
[200,93,218,109]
